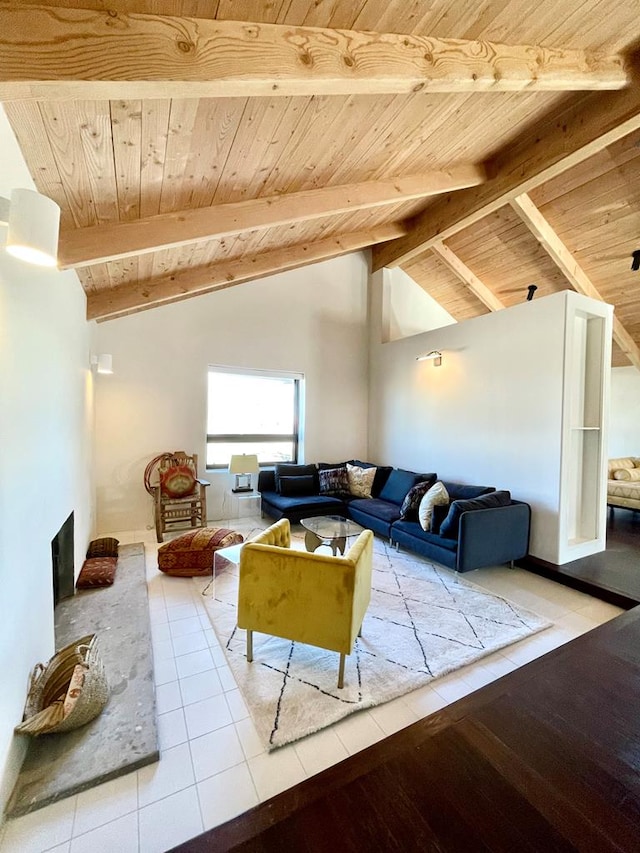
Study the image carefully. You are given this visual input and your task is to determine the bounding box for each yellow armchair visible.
[237,518,374,688]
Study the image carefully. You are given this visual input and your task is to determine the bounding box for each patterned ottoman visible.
[157,527,244,577]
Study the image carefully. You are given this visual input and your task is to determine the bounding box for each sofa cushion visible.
[347,463,376,498]
[440,490,512,540]
[379,469,422,505]
[391,520,458,552]
[349,498,402,524]
[441,481,495,501]
[263,492,344,513]
[400,477,437,520]
[613,467,640,481]
[608,457,637,476]
[319,466,350,496]
[430,503,450,535]
[419,481,450,531]
[274,464,317,493]
[279,475,316,496]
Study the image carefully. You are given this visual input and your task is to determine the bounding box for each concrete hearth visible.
[7,543,158,817]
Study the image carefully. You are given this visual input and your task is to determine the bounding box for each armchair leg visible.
[337,653,345,689]
[246,630,253,662]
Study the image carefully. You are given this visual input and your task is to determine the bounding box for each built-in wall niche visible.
[560,299,610,562]
[52,511,74,609]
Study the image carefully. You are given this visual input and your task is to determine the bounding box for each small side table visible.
[202,541,244,597]
[223,489,261,519]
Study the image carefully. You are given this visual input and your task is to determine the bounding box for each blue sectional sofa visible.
[258,462,531,573]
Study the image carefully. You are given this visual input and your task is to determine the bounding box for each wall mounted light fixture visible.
[0,188,60,267]
[91,354,113,375]
[416,350,442,367]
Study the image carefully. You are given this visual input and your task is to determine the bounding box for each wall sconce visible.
[91,354,113,375]
[0,189,60,267]
[416,350,442,367]
[229,453,259,493]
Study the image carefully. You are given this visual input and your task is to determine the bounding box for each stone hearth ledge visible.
[6,542,158,817]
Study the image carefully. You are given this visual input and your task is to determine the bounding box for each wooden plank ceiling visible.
[2,1,640,367]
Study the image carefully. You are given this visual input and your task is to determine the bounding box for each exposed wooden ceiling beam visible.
[372,64,640,271]
[87,223,407,321]
[510,192,640,370]
[59,165,485,269]
[429,241,506,312]
[0,4,628,101]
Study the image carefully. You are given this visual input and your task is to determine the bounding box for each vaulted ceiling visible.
[2,1,640,367]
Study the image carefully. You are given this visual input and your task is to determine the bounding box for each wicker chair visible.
[150,451,210,543]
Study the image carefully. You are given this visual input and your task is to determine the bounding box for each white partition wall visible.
[369,280,612,565]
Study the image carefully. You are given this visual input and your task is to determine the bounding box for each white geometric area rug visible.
[199,536,550,752]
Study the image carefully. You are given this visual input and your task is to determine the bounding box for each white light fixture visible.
[229,454,259,493]
[416,350,442,367]
[0,189,60,267]
[91,354,113,375]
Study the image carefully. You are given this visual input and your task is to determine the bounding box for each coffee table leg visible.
[332,536,346,556]
[305,530,322,553]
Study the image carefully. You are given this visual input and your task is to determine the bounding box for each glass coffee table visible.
[300,515,365,556]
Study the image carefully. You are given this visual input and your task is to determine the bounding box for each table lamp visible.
[229,454,259,493]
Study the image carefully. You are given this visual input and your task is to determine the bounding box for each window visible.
[206,367,303,469]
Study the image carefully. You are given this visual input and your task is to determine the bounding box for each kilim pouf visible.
[157,527,244,577]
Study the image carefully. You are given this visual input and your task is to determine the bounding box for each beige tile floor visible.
[0,517,624,853]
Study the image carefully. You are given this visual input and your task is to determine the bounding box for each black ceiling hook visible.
[631,251,640,271]
[526,285,537,301]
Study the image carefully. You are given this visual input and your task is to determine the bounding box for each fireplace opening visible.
[52,511,75,608]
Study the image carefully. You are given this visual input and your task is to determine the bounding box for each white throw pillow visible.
[346,463,377,498]
[418,481,450,531]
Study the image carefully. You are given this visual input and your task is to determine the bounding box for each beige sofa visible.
[607,457,640,510]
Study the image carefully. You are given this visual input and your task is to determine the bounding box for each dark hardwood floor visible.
[520,506,640,608]
[173,607,640,852]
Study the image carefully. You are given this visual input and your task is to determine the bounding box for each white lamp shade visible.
[228,454,259,474]
[5,188,60,267]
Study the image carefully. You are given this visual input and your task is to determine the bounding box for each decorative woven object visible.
[15,634,109,736]
[158,527,244,577]
[86,537,119,559]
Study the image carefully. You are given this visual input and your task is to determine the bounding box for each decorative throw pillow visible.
[418,481,450,531]
[76,557,118,589]
[319,466,350,496]
[160,464,196,498]
[400,480,434,520]
[439,490,512,540]
[279,475,316,496]
[613,468,640,481]
[347,463,376,498]
[86,537,119,559]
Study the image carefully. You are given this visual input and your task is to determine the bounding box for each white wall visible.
[92,253,370,533]
[609,366,640,456]
[368,277,610,564]
[0,107,93,812]
[380,267,456,342]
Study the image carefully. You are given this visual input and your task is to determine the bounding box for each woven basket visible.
[15,634,109,736]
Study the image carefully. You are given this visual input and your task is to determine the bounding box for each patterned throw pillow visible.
[418,482,450,531]
[86,537,119,559]
[400,480,434,520]
[319,466,350,496]
[160,464,196,498]
[76,557,118,589]
[346,463,376,498]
